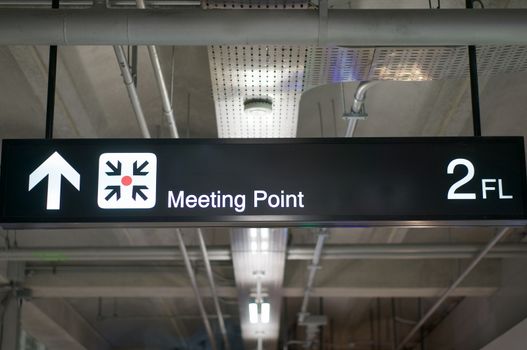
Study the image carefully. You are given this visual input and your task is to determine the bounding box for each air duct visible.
[2,9,527,45]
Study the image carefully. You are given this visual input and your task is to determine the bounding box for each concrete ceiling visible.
[1,1,527,350]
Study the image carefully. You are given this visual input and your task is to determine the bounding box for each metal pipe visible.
[466,0,482,137]
[113,0,200,5]
[0,0,200,6]
[113,45,151,138]
[99,313,235,321]
[345,81,379,137]
[44,0,59,139]
[395,227,511,350]
[351,81,378,115]
[175,229,218,350]
[197,229,231,350]
[1,243,527,262]
[298,230,328,322]
[136,0,179,138]
[3,9,527,46]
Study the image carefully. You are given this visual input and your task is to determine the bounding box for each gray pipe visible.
[197,229,231,350]
[136,0,179,138]
[0,0,200,6]
[2,9,527,45]
[1,243,527,262]
[297,230,328,349]
[351,81,379,114]
[396,227,511,350]
[113,45,151,138]
[298,230,328,323]
[345,81,378,137]
[176,229,218,350]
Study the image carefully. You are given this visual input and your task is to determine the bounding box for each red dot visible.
[121,176,132,186]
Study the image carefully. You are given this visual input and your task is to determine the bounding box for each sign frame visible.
[1,137,526,228]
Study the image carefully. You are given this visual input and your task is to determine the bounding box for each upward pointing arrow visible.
[28,151,81,210]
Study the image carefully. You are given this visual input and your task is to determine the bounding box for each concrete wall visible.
[480,317,527,350]
[424,257,527,350]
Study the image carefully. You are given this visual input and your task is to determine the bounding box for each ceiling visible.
[2,1,527,350]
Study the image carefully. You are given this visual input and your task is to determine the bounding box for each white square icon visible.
[97,153,157,209]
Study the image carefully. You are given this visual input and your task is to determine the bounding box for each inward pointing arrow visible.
[105,185,121,201]
[132,185,148,201]
[105,161,121,176]
[133,160,149,176]
[28,151,81,210]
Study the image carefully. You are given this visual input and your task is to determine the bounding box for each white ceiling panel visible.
[209,45,308,137]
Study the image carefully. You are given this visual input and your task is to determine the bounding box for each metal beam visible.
[26,285,498,299]
[2,9,527,45]
[23,259,500,298]
[1,243,526,262]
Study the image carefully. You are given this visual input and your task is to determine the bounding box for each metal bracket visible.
[343,104,368,119]
[307,264,322,271]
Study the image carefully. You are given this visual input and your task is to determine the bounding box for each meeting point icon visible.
[97,153,157,209]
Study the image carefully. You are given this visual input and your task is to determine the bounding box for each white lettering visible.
[234,195,246,213]
[253,190,305,209]
[167,190,247,213]
[298,192,305,208]
[168,190,185,208]
[198,194,210,207]
[498,179,513,199]
[268,194,280,208]
[186,195,197,208]
[169,190,305,212]
[254,190,267,208]
[481,179,496,199]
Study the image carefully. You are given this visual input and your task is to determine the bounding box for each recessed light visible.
[244,98,273,116]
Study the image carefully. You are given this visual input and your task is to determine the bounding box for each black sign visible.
[1,137,526,228]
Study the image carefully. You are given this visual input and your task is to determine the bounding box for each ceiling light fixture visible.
[248,300,271,324]
[260,302,271,324]
[244,98,273,117]
[249,302,259,324]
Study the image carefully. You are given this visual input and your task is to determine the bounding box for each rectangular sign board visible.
[1,137,526,228]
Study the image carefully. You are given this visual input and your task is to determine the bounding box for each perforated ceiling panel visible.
[368,47,467,81]
[303,46,374,89]
[210,45,527,137]
[304,45,527,89]
[209,45,308,138]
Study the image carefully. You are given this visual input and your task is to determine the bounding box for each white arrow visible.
[28,151,81,210]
